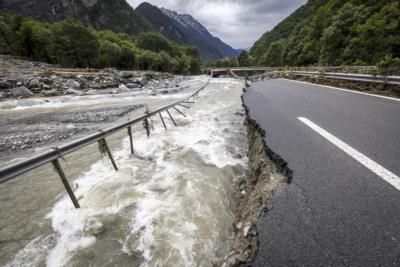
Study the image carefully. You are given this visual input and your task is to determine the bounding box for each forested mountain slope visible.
[0,12,201,73]
[136,2,240,60]
[0,0,153,35]
[250,0,400,66]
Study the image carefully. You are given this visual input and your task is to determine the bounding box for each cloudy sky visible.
[127,0,307,49]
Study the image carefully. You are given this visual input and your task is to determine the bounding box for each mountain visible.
[237,48,251,53]
[136,2,239,60]
[250,0,400,66]
[0,0,153,35]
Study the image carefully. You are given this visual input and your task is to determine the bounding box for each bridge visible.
[207,67,273,79]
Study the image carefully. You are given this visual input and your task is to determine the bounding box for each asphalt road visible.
[243,79,400,266]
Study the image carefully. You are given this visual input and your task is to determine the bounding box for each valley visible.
[1,0,400,266]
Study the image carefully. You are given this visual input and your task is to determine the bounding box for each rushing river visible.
[0,77,247,266]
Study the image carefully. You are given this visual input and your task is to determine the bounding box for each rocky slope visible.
[0,55,185,100]
[136,2,239,60]
[0,0,153,35]
[0,56,191,157]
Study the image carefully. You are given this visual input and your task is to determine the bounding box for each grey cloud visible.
[128,0,307,48]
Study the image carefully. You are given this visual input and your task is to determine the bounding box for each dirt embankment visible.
[216,91,292,267]
[276,73,400,98]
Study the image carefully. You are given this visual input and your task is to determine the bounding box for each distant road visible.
[243,79,400,266]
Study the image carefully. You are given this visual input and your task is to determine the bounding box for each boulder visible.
[65,80,81,90]
[42,84,52,90]
[28,78,41,89]
[160,89,178,94]
[89,82,119,89]
[126,83,141,89]
[0,91,6,100]
[0,80,11,89]
[43,89,59,97]
[131,76,147,86]
[65,88,85,96]
[41,77,53,85]
[121,76,147,87]
[30,87,43,93]
[118,84,129,91]
[121,71,134,79]
[11,86,34,98]
[86,89,98,95]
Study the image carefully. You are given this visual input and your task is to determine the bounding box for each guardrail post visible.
[98,138,118,171]
[178,104,190,109]
[245,76,250,87]
[127,126,134,154]
[143,105,151,137]
[159,112,167,130]
[173,107,187,117]
[166,110,177,126]
[143,119,150,137]
[51,159,80,209]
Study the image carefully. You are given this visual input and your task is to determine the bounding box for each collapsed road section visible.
[241,79,400,266]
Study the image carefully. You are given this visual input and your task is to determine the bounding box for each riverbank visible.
[0,55,185,100]
[0,56,194,159]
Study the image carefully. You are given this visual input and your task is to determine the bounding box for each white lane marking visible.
[281,79,400,102]
[298,117,400,191]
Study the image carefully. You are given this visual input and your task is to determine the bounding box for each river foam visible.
[5,78,247,267]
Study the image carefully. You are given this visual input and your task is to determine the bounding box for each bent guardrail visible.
[210,67,400,85]
[0,79,210,208]
[289,71,400,85]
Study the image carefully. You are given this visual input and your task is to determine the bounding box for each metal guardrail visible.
[210,67,274,73]
[228,69,271,81]
[289,71,400,85]
[211,67,400,85]
[209,67,400,85]
[0,80,210,207]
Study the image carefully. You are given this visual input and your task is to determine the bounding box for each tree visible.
[15,21,34,58]
[0,17,14,54]
[0,12,202,74]
[97,40,121,67]
[377,55,400,76]
[30,22,52,61]
[344,2,400,65]
[238,51,250,67]
[159,51,175,73]
[185,46,200,59]
[49,20,99,67]
[119,44,136,69]
[188,57,201,74]
[137,50,161,71]
[319,3,367,65]
[260,40,285,67]
[137,32,173,53]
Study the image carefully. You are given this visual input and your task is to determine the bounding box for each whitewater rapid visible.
[3,78,247,267]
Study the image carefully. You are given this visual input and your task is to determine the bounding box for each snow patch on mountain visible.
[161,8,209,37]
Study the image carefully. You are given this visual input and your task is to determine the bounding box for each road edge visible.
[280,78,400,102]
[216,87,292,266]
